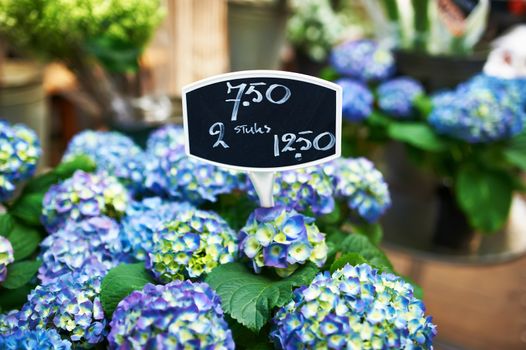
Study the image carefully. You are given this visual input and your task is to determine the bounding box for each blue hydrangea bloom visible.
[239,206,328,277]
[378,77,424,118]
[146,124,186,158]
[429,74,525,143]
[146,208,238,281]
[17,267,107,346]
[0,236,14,283]
[63,130,146,194]
[324,158,391,223]
[41,170,129,232]
[0,120,41,201]
[108,280,234,349]
[336,78,373,122]
[0,329,71,350]
[0,310,20,334]
[330,40,395,82]
[38,217,122,283]
[271,263,437,350]
[121,197,194,261]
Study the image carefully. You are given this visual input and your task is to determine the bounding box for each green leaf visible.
[319,66,339,81]
[455,165,513,233]
[9,192,44,226]
[413,94,433,116]
[100,263,155,316]
[0,213,14,236]
[2,260,41,289]
[8,222,41,261]
[388,122,447,152]
[351,222,383,246]
[0,284,33,312]
[226,317,273,350]
[330,253,368,273]
[340,234,393,271]
[205,262,319,332]
[503,132,526,171]
[367,110,392,127]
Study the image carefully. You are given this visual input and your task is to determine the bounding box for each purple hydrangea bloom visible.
[0,310,20,334]
[121,197,194,260]
[146,124,186,158]
[108,280,234,349]
[0,328,71,350]
[378,77,424,118]
[337,78,374,122]
[429,74,525,143]
[271,263,437,349]
[38,217,123,283]
[239,206,328,277]
[63,130,146,194]
[0,236,14,283]
[41,170,129,232]
[0,120,41,201]
[146,208,238,281]
[17,267,107,346]
[324,157,391,223]
[330,40,395,82]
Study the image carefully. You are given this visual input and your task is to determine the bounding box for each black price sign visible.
[182,71,342,171]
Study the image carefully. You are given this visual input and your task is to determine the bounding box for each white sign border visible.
[182,70,342,172]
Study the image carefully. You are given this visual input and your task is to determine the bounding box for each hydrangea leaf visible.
[455,165,512,233]
[2,260,41,289]
[0,213,14,236]
[388,122,447,152]
[351,222,383,245]
[100,263,155,317]
[8,222,41,261]
[0,284,33,312]
[503,132,526,171]
[330,252,367,273]
[205,262,319,332]
[339,234,393,271]
[9,192,44,226]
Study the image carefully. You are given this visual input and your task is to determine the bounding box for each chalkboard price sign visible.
[182,70,342,172]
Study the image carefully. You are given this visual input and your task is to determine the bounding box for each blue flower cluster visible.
[38,217,122,283]
[0,329,71,350]
[330,40,395,82]
[429,74,525,143]
[0,236,14,283]
[16,267,107,346]
[0,120,41,201]
[41,170,129,232]
[378,77,424,118]
[337,78,373,122]
[63,130,146,194]
[120,197,194,260]
[146,124,186,157]
[324,158,391,223]
[239,206,328,277]
[108,280,234,349]
[147,208,238,281]
[271,263,437,349]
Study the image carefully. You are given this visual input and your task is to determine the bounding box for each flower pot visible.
[394,50,487,91]
[228,0,288,70]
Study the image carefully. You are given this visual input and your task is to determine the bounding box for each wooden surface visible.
[387,249,526,350]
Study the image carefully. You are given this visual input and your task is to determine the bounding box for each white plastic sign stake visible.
[182,70,342,207]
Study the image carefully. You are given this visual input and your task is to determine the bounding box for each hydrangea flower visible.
[146,124,186,158]
[271,263,437,349]
[337,78,373,122]
[41,170,129,232]
[38,217,122,283]
[330,40,395,82]
[429,74,525,143]
[0,236,14,283]
[248,166,334,216]
[239,206,328,277]
[17,267,107,346]
[121,197,194,260]
[0,329,71,350]
[0,120,41,201]
[146,208,238,281]
[63,130,146,194]
[377,77,424,118]
[0,310,20,334]
[108,280,234,349]
[324,158,391,223]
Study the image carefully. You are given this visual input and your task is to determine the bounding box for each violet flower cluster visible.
[0,120,41,201]
[325,157,391,223]
[147,208,238,281]
[120,197,194,261]
[41,170,129,232]
[377,77,424,118]
[0,236,14,283]
[0,329,71,350]
[108,280,234,349]
[239,206,328,277]
[146,124,186,158]
[38,216,122,283]
[271,263,437,349]
[337,78,373,122]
